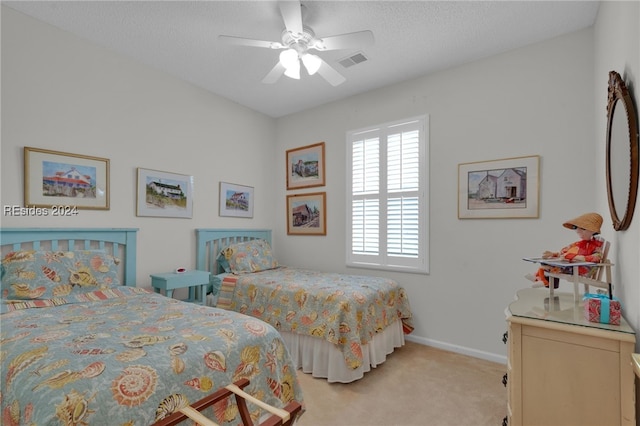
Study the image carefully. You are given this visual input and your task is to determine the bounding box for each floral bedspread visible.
[217,267,414,370]
[0,287,304,426]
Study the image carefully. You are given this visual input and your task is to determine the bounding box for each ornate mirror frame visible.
[606,71,639,231]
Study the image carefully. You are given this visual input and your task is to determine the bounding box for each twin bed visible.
[196,229,414,384]
[0,226,414,425]
[0,228,303,426]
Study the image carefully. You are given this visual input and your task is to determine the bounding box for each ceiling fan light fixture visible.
[219,0,372,85]
[301,53,321,75]
[284,59,301,79]
[279,48,299,70]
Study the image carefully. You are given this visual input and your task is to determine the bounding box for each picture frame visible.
[219,181,254,218]
[458,155,540,219]
[287,192,326,235]
[24,147,110,210]
[136,168,194,218]
[286,142,326,190]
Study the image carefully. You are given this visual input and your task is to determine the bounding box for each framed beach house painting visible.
[24,147,110,210]
[286,142,325,190]
[287,192,326,235]
[219,181,254,218]
[136,168,194,218]
[458,155,539,219]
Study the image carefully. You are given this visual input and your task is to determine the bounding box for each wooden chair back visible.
[152,378,302,426]
[580,239,613,296]
[591,240,610,281]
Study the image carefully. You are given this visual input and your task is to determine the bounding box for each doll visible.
[527,212,604,287]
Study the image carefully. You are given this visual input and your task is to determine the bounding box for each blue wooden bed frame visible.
[196,228,271,275]
[0,228,138,285]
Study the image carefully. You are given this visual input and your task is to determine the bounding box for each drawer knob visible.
[502,331,508,344]
[502,373,508,387]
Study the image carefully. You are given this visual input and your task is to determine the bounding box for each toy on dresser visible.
[525,212,605,288]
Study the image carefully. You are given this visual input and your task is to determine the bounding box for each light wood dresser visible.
[505,288,636,425]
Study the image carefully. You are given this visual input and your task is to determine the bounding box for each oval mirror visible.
[606,71,639,231]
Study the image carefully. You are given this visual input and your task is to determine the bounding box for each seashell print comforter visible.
[216,267,414,371]
[0,287,304,425]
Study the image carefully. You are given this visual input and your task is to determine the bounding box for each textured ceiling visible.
[4,1,600,118]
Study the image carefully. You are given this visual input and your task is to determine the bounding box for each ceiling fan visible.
[218,1,374,86]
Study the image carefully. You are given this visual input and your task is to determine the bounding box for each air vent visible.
[338,52,368,68]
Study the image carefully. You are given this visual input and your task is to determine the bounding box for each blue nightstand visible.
[150,270,211,305]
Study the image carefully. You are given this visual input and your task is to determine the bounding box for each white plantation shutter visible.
[347,116,429,273]
[351,133,380,255]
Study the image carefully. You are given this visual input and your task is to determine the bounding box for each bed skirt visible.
[206,294,405,383]
[280,319,405,383]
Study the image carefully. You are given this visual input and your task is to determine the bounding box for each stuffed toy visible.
[527,212,604,287]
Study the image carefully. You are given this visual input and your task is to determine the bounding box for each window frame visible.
[346,115,429,274]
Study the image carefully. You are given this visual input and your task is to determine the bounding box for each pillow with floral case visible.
[217,239,278,274]
[1,249,120,300]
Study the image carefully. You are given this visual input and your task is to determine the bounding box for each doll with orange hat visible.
[526,212,604,287]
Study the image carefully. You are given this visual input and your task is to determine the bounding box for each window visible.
[346,115,429,274]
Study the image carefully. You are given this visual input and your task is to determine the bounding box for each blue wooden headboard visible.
[196,228,271,275]
[0,228,139,286]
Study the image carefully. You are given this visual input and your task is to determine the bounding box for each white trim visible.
[404,334,507,365]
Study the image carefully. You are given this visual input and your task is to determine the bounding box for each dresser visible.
[505,288,636,425]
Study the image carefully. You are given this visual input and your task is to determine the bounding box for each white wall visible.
[275,28,597,361]
[593,1,640,350]
[2,3,639,362]
[1,7,279,296]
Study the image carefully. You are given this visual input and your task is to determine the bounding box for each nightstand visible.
[150,270,211,305]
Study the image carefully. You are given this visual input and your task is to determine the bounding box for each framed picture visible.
[286,142,326,190]
[287,192,326,235]
[219,182,254,218]
[458,155,540,219]
[24,147,110,210]
[136,168,194,218]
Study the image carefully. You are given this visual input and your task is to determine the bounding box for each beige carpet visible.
[294,341,506,426]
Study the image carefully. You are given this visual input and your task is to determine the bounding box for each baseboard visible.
[405,334,507,365]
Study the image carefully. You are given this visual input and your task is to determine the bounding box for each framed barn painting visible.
[136,168,194,218]
[286,142,325,190]
[219,181,254,218]
[24,147,110,210]
[458,155,539,219]
[287,192,326,235]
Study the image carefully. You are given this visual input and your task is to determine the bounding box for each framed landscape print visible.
[458,155,539,219]
[136,168,194,218]
[287,192,326,235]
[286,142,325,190]
[24,147,110,210]
[219,181,254,218]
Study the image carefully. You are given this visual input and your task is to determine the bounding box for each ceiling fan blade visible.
[312,30,374,51]
[279,0,303,37]
[218,35,283,49]
[262,61,286,84]
[317,59,346,86]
